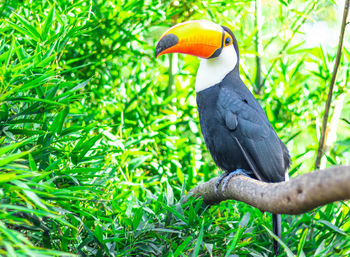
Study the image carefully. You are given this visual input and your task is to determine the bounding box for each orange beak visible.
[155,20,224,59]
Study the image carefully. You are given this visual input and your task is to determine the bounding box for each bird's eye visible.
[225,37,231,45]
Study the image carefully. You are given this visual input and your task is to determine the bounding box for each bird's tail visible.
[272,214,281,256]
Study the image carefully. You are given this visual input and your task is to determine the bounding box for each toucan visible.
[155,20,290,255]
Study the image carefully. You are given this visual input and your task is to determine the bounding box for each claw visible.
[215,172,228,196]
[221,169,250,196]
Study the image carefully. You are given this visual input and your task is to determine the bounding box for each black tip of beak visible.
[155,34,179,58]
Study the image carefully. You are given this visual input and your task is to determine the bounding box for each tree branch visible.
[315,0,350,169]
[189,166,350,215]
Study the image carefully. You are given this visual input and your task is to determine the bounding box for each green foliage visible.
[0,0,349,256]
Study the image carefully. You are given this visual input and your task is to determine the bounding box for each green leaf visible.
[238,212,250,228]
[12,12,41,41]
[174,236,192,257]
[28,153,37,171]
[317,220,347,236]
[6,20,36,41]
[5,36,15,69]
[314,239,326,255]
[0,173,17,183]
[0,204,74,228]
[160,203,188,225]
[8,129,45,136]
[166,180,174,205]
[225,213,250,257]
[19,72,55,91]
[0,104,9,121]
[132,207,143,230]
[94,225,103,243]
[0,151,31,167]
[50,106,69,134]
[7,96,64,106]
[78,135,100,160]
[0,139,32,156]
[61,126,83,137]
[297,228,308,257]
[191,222,204,257]
[14,39,28,61]
[225,226,243,257]
[71,135,101,164]
[36,53,57,68]
[12,180,48,210]
[42,5,55,40]
[263,225,295,257]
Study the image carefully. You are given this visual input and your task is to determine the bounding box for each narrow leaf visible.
[0,151,31,167]
[42,5,55,40]
[13,12,41,41]
[174,236,192,257]
[5,36,15,69]
[318,220,347,236]
[191,222,204,257]
[263,225,295,257]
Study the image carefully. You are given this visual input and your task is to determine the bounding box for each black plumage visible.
[196,28,290,256]
[196,66,290,182]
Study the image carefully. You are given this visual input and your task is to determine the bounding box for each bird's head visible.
[155,20,239,61]
[155,20,240,92]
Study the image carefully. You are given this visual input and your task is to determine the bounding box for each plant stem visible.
[168,53,174,96]
[315,0,350,170]
[254,0,263,95]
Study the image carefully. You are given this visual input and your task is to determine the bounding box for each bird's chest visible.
[196,85,223,140]
[195,85,250,172]
[196,86,234,160]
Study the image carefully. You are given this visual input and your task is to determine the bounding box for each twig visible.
[189,165,350,215]
[315,0,350,170]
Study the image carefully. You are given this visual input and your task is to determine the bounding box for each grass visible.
[0,0,349,256]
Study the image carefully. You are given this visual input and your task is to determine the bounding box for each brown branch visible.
[315,0,350,169]
[189,166,350,215]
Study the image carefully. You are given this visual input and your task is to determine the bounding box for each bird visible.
[155,20,290,256]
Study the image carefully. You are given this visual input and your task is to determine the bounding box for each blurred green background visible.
[0,0,349,256]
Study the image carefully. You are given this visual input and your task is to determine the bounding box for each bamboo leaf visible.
[0,151,31,167]
[35,53,57,68]
[12,180,48,210]
[317,220,347,236]
[12,13,41,41]
[7,96,64,106]
[5,36,15,69]
[42,5,55,40]
[191,222,204,257]
[50,106,69,134]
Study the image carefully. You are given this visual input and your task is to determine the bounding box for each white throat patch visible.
[195,46,237,92]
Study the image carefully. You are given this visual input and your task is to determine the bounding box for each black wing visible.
[217,86,289,182]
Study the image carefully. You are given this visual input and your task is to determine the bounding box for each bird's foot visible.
[217,169,250,196]
[214,173,229,196]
